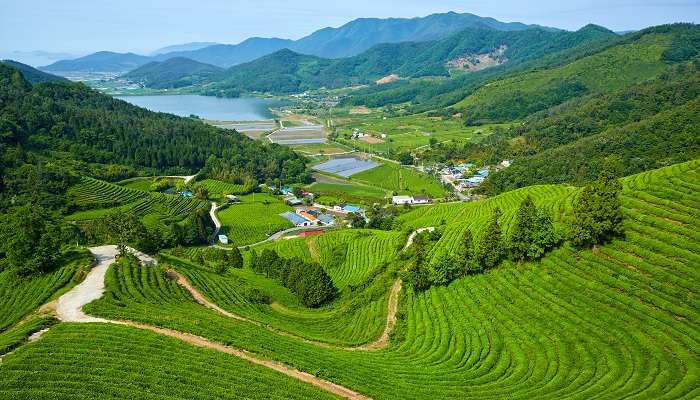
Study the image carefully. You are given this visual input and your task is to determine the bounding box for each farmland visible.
[216,193,293,247]
[25,159,694,400]
[351,162,450,198]
[335,113,507,154]
[308,181,389,206]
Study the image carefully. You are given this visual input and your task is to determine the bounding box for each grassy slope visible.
[351,162,449,198]
[69,159,700,399]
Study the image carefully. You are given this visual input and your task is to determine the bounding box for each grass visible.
[217,193,293,247]
[351,162,449,198]
[0,323,336,400]
[308,181,389,206]
[0,249,92,333]
[193,179,253,201]
[335,113,507,154]
[71,159,700,399]
[0,317,54,356]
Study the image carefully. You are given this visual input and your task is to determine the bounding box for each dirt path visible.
[52,246,371,400]
[209,202,222,244]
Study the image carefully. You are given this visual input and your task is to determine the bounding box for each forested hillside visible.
[123,57,223,89]
[204,25,616,95]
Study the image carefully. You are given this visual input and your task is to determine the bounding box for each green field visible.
[0,249,91,332]
[50,159,700,399]
[0,323,335,400]
[66,177,207,228]
[351,162,450,198]
[308,181,389,206]
[217,193,293,247]
[193,179,253,201]
[336,113,507,154]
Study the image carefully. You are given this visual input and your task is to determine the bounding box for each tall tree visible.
[569,160,624,248]
[508,196,538,261]
[476,207,504,270]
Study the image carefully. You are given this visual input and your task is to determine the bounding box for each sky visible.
[1,0,699,55]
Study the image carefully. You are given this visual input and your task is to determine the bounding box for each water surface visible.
[115,95,284,121]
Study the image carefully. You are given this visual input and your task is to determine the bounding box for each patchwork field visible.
[313,157,379,177]
[268,125,327,145]
[308,181,389,206]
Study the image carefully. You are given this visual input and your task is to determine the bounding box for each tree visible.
[508,196,538,261]
[0,205,66,275]
[428,253,461,286]
[529,211,560,259]
[458,229,477,274]
[349,212,366,228]
[398,152,414,166]
[569,161,624,248]
[476,208,503,270]
[227,247,244,269]
[248,249,258,270]
[295,262,336,307]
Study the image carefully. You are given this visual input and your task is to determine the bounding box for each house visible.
[226,195,239,203]
[343,204,363,214]
[281,186,293,195]
[281,211,313,227]
[286,197,303,206]
[297,211,319,224]
[218,235,229,245]
[317,214,335,225]
[412,195,431,204]
[476,168,490,177]
[392,195,413,205]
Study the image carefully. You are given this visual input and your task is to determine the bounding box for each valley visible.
[1,8,699,400]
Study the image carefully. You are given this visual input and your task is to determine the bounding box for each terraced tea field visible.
[1,160,698,400]
[308,181,389,206]
[193,179,253,198]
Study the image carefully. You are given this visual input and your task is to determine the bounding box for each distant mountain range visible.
[199,25,616,95]
[123,57,223,89]
[40,12,559,73]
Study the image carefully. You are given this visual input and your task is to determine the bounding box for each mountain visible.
[1,60,67,84]
[289,11,556,58]
[154,38,294,68]
[150,42,220,56]
[204,25,615,95]
[41,51,152,73]
[123,57,223,89]
[0,50,81,67]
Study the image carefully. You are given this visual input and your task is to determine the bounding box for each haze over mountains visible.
[40,12,558,73]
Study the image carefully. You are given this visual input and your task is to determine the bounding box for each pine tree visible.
[459,229,477,274]
[228,247,243,269]
[569,161,624,248]
[508,196,537,261]
[529,211,560,259]
[476,208,504,270]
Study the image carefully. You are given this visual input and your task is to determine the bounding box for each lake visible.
[115,95,285,121]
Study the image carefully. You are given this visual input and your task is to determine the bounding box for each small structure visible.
[180,191,193,198]
[281,211,313,227]
[226,195,239,203]
[392,195,414,205]
[281,186,293,195]
[297,211,319,224]
[317,214,335,226]
[286,197,303,206]
[218,234,229,245]
[412,195,431,205]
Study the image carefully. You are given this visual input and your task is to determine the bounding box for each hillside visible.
[0,60,67,84]
[1,159,696,398]
[205,26,616,95]
[123,57,223,89]
[41,51,152,73]
[150,42,220,56]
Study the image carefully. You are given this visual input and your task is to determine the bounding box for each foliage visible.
[475,208,504,270]
[568,162,624,248]
[250,250,337,308]
[508,196,560,261]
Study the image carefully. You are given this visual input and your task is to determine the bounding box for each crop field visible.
[193,179,252,198]
[268,125,327,145]
[336,114,507,153]
[66,178,207,227]
[307,181,388,206]
[0,323,335,400]
[0,250,91,332]
[313,157,379,177]
[38,159,696,400]
[351,162,450,198]
[290,142,354,155]
[217,193,293,247]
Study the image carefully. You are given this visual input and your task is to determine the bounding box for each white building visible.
[392,195,413,205]
[218,235,229,245]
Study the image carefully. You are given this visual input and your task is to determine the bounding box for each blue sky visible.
[1,0,699,54]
